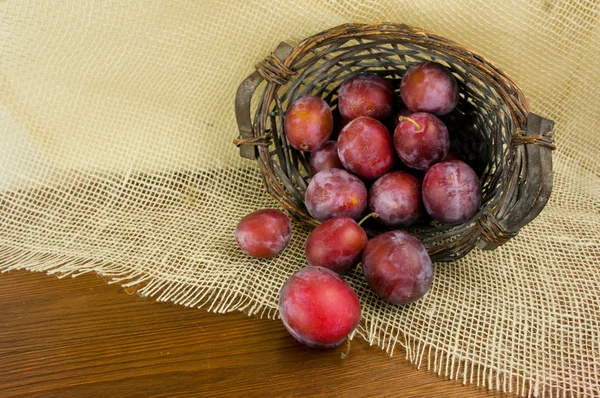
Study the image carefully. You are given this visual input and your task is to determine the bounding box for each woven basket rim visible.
[235,22,554,261]
[265,23,529,128]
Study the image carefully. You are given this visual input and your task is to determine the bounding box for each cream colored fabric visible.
[0,1,598,396]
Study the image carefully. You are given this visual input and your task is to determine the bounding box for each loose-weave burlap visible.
[0,1,598,396]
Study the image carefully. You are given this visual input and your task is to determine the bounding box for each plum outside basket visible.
[234,23,555,262]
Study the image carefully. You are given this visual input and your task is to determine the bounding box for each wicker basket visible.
[234,23,554,262]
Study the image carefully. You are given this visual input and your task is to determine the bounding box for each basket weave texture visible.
[235,23,555,261]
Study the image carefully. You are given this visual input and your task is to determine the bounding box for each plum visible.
[279,266,361,348]
[284,96,333,151]
[305,168,367,221]
[393,113,449,170]
[422,160,481,225]
[400,62,459,115]
[305,216,368,274]
[362,231,433,304]
[338,74,394,121]
[368,171,423,227]
[337,116,395,180]
[309,141,344,175]
[235,209,292,258]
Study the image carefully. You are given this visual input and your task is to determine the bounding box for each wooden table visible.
[0,270,504,397]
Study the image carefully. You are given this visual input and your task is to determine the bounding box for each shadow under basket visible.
[234,23,555,262]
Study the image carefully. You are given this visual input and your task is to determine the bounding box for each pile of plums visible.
[236,62,482,349]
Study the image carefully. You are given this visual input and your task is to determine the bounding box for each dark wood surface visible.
[0,270,506,398]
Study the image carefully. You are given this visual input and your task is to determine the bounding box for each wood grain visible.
[0,270,507,398]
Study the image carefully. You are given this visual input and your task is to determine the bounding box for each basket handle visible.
[478,112,555,250]
[234,42,294,159]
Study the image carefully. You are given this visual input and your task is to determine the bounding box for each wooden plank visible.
[0,270,506,397]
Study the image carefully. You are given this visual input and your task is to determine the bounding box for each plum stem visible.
[340,337,352,359]
[358,212,379,226]
[398,116,422,130]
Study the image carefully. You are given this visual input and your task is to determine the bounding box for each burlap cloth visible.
[0,1,598,396]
